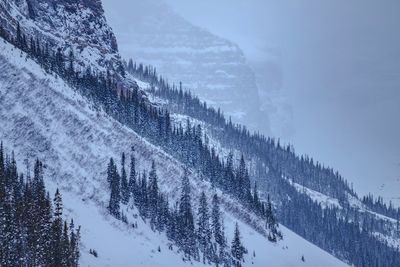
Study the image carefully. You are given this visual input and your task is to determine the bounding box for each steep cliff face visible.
[102,0,271,133]
[0,0,123,75]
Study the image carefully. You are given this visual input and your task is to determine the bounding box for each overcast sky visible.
[103,0,400,202]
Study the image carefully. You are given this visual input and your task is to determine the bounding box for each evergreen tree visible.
[61,221,70,266]
[224,153,235,193]
[197,192,212,263]
[265,195,281,242]
[138,171,148,218]
[218,217,230,267]
[252,182,260,211]
[52,189,64,267]
[108,158,121,218]
[120,153,129,204]
[107,158,116,187]
[211,194,223,246]
[231,222,246,266]
[148,161,159,228]
[178,170,197,260]
[128,154,137,201]
[16,22,22,46]
[54,188,63,218]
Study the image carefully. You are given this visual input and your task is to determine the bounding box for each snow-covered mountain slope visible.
[0,37,349,266]
[145,86,400,266]
[102,0,271,134]
[0,0,124,78]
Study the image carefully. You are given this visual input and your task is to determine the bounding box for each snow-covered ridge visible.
[288,180,342,209]
[0,0,122,76]
[0,36,349,266]
[290,178,399,225]
[153,86,400,256]
[286,178,400,248]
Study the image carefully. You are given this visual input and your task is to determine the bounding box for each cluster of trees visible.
[0,143,80,266]
[279,184,400,267]
[362,193,400,220]
[106,152,251,266]
[126,61,400,266]
[126,60,355,202]
[127,61,226,127]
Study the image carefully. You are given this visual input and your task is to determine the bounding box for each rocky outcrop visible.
[0,0,122,75]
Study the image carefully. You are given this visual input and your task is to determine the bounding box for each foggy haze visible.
[103,0,400,203]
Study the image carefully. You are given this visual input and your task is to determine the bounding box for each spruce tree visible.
[252,182,260,211]
[61,221,70,266]
[52,189,64,267]
[138,171,148,218]
[231,222,246,266]
[211,194,223,246]
[224,153,235,193]
[178,170,197,260]
[128,154,137,201]
[107,158,115,187]
[148,161,159,227]
[218,217,229,267]
[197,192,211,263]
[108,158,121,218]
[120,153,129,204]
[265,195,281,242]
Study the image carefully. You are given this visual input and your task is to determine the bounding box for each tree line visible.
[126,60,356,202]
[106,152,278,266]
[0,143,80,266]
[125,60,400,266]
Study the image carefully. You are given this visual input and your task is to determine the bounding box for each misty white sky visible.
[103,0,400,201]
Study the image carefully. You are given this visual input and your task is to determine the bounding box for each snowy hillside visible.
[136,68,400,266]
[0,37,349,267]
[1,0,399,266]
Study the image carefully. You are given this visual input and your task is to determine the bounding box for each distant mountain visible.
[102,0,271,134]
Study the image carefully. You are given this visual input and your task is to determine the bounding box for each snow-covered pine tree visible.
[211,193,231,265]
[128,154,137,202]
[108,158,121,218]
[219,217,230,267]
[197,192,212,263]
[138,171,148,217]
[211,194,223,246]
[69,219,80,267]
[223,153,235,193]
[120,153,129,205]
[51,189,64,266]
[178,170,198,260]
[231,222,246,266]
[265,195,281,242]
[236,155,247,200]
[61,221,71,266]
[252,182,260,212]
[107,158,115,186]
[148,161,159,228]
